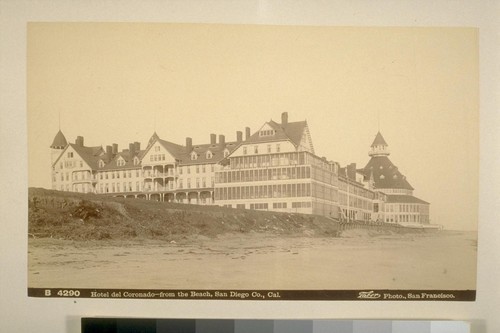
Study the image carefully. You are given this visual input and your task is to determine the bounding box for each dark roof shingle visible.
[50,130,68,148]
[386,195,429,204]
[245,120,307,146]
[361,155,414,190]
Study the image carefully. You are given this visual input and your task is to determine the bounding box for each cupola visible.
[368,131,390,157]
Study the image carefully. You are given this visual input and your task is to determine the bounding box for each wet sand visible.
[28,230,477,290]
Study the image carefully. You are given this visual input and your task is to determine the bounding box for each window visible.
[254,146,258,154]
[276,144,280,152]
[259,129,275,136]
[243,147,247,155]
[155,146,160,152]
[224,149,229,158]
[98,160,105,168]
[206,151,213,159]
[267,144,271,153]
[191,152,197,160]
[134,157,139,165]
[67,152,73,158]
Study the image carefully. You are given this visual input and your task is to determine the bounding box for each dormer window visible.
[191,152,197,160]
[259,129,275,137]
[98,160,105,168]
[133,157,140,165]
[206,151,213,159]
[117,158,125,167]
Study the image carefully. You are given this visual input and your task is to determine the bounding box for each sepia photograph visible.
[26,23,478,300]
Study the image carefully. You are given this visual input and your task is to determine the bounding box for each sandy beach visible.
[28,230,477,290]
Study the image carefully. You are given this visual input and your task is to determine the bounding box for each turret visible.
[50,130,68,165]
[368,131,390,157]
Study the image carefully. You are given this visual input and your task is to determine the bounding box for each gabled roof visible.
[157,138,185,159]
[50,130,68,148]
[180,142,238,165]
[361,155,414,190]
[245,120,308,146]
[100,149,145,170]
[371,131,388,147]
[144,136,240,166]
[386,195,429,204]
[68,143,104,169]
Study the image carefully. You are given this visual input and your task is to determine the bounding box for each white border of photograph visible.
[1,1,498,332]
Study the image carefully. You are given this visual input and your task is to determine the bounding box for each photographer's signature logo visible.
[358,291,381,299]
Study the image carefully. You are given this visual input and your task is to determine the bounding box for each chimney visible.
[236,131,243,142]
[76,136,84,147]
[219,134,225,146]
[106,145,112,157]
[347,163,357,180]
[186,137,192,152]
[245,127,251,140]
[281,112,288,125]
[112,143,118,155]
[134,141,140,151]
[210,134,216,145]
[129,143,135,156]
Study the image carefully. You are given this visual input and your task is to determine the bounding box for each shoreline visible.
[28,230,477,290]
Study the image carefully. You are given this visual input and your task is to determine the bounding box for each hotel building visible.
[49,112,430,225]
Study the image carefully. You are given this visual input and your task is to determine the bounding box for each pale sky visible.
[27,23,478,230]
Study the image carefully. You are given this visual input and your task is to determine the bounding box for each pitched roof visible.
[245,120,308,146]
[371,131,388,147]
[386,195,429,204]
[146,137,240,165]
[361,155,414,190]
[100,149,145,170]
[69,143,104,169]
[50,130,68,148]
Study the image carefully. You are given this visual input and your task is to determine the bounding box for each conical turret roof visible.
[50,130,68,149]
[371,131,388,147]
